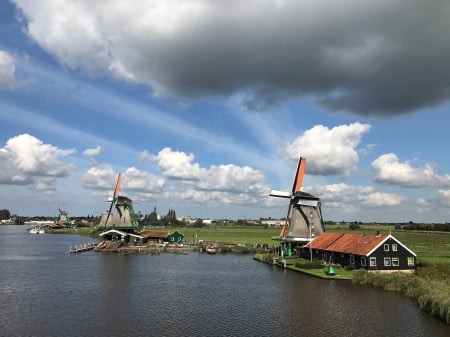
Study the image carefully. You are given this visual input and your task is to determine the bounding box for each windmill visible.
[57,208,71,228]
[99,173,139,230]
[270,157,324,256]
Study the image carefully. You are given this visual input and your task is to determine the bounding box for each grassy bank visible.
[353,270,450,324]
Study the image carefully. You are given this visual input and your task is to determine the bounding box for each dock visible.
[69,243,97,254]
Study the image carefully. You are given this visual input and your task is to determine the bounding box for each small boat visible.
[206,246,216,254]
[29,226,45,234]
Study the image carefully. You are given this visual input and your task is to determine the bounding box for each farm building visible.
[301,232,417,272]
[97,229,185,251]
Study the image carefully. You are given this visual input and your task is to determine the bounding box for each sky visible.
[1,0,450,223]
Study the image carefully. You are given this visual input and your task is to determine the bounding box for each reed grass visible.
[353,270,450,324]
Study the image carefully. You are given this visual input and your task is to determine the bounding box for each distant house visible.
[98,229,185,249]
[302,232,417,272]
[99,229,145,246]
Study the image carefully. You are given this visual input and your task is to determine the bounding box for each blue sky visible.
[1,0,450,222]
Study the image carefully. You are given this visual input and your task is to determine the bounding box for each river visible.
[0,225,448,337]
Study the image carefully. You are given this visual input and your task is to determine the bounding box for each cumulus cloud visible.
[13,0,450,114]
[151,147,269,197]
[81,165,118,190]
[0,50,16,89]
[122,167,165,193]
[152,147,207,180]
[371,153,450,187]
[0,133,76,191]
[308,183,406,212]
[438,190,450,208]
[82,165,165,203]
[286,122,371,176]
[139,149,152,163]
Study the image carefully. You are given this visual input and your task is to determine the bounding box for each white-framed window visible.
[392,243,398,252]
[384,243,389,251]
[407,257,415,266]
[361,257,366,266]
[369,257,377,267]
[384,257,391,266]
[350,255,355,264]
[392,257,399,266]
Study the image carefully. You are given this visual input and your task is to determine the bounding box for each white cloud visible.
[308,183,406,211]
[0,50,16,89]
[123,167,165,193]
[438,190,450,208]
[371,153,450,187]
[0,133,75,191]
[150,147,270,202]
[83,146,102,157]
[152,147,207,180]
[139,149,152,163]
[197,164,266,194]
[82,145,102,165]
[81,165,117,191]
[285,122,371,176]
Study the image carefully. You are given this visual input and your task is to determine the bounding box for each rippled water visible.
[0,226,448,337]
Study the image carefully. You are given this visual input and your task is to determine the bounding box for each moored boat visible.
[206,246,216,254]
[29,226,45,234]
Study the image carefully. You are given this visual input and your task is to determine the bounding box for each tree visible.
[148,206,158,221]
[0,209,11,220]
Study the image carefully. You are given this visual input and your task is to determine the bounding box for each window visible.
[350,255,355,264]
[384,244,389,251]
[361,257,366,266]
[384,257,391,266]
[392,243,398,252]
[369,257,377,267]
[407,257,415,266]
[392,257,399,266]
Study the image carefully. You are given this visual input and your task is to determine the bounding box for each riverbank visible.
[252,253,353,280]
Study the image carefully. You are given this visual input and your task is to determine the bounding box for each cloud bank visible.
[13,0,450,114]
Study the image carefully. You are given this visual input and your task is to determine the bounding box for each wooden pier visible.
[69,243,96,254]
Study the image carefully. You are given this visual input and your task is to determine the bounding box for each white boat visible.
[206,246,216,254]
[29,226,45,234]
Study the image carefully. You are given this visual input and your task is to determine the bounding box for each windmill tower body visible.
[270,158,324,256]
[99,174,139,230]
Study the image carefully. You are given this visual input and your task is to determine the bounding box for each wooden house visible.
[99,229,145,246]
[302,232,417,272]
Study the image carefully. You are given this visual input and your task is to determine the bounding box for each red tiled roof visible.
[140,231,169,238]
[308,232,387,256]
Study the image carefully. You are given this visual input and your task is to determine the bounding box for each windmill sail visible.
[103,173,122,228]
[292,157,305,194]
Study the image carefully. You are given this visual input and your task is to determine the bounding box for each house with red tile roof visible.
[302,232,417,272]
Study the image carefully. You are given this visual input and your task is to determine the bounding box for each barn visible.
[302,232,417,272]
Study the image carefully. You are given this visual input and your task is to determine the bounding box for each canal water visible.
[0,225,448,337]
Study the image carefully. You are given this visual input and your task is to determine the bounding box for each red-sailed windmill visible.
[99,173,139,230]
[270,157,324,257]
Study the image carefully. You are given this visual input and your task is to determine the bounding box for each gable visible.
[367,234,416,257]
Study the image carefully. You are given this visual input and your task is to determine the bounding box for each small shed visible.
[303,233,416,272]
[167,230,184,244]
